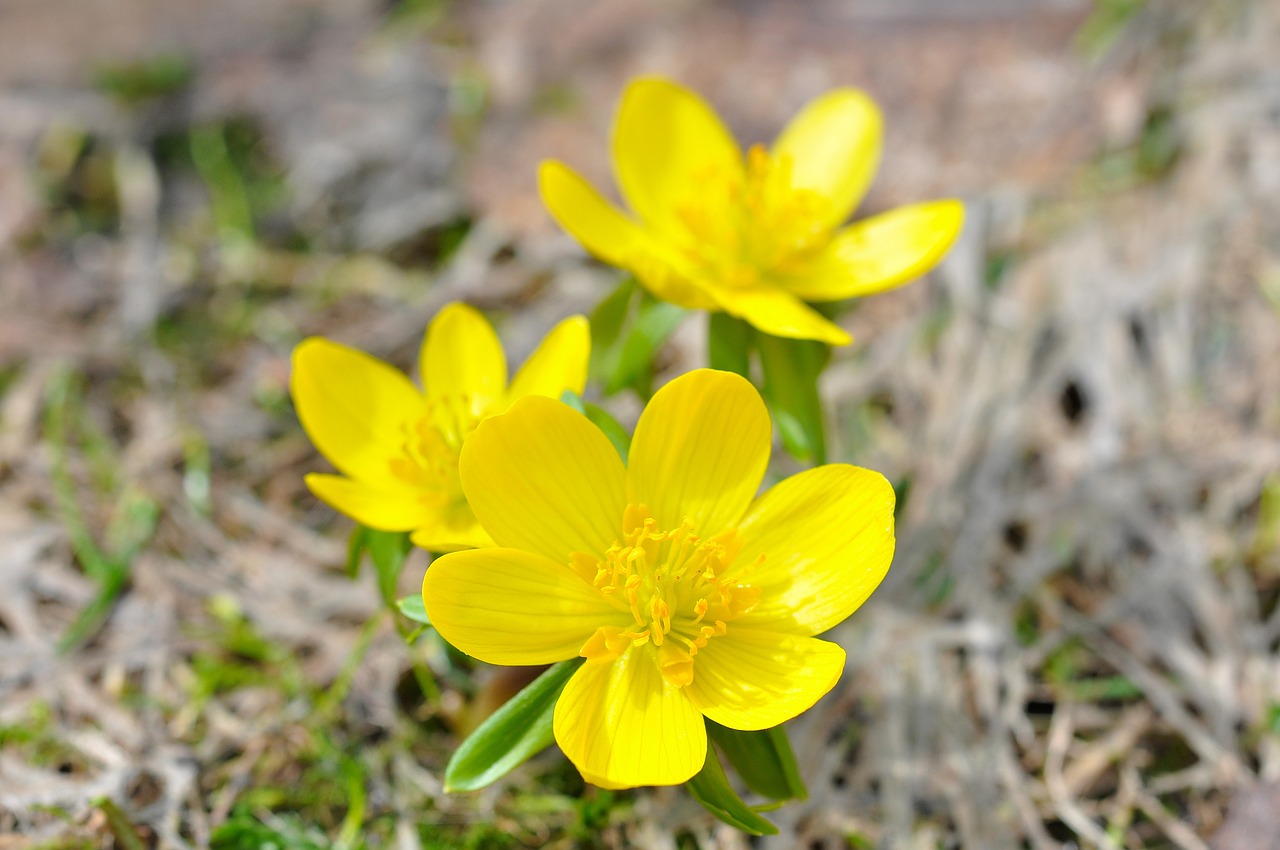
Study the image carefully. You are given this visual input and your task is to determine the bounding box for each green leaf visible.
[559,388,587,414]
[685,741,778,835]
[345,525,370,579]
[707,721,807,801]
[396,594,431,625]
[892,475,913,522]
[608,295,686,397]
[366,528,413,607]
[757,333,831,464]
[583,403,631,462]
[445,658,584,792]
[189,123,256,242]
[707,313,754,378]
[590,279,686,399]
[560,391,631,462]
[210,811,330,850]
[589,276,638,374]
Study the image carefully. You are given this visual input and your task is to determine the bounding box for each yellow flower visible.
[291,303,589,552]
[539,77,964,346]
[422,369,894,787]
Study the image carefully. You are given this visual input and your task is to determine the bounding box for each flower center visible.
[675,144,834,288]
[387,394,481,508]
[575,505,761,687]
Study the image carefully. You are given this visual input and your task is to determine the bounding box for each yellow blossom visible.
[539,77,964,346]
[291,302,589,552]
[422,369,895,787]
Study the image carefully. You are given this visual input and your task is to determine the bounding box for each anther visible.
[650,596,668,618]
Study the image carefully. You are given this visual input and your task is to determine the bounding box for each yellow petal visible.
[784,200,965,302]
[421,302,507,420]
[538,161,718,311]
[554,647,707,787]
[613,77,743,238]
[732,464,895,635]
[538,160,650,269]
[574,767,634,792]
[460,396,626,563]
[686,628,845,730]
[505,314,590,406]
[771,88,882,228]
[627,369,770,533]
[409,512,494,553]
[421,548,618,665]
[627,250,719,311]
[291,337,425,485]
[305,473,429,530]
[707,285,852,346]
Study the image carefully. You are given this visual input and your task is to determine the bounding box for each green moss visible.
[0,703,93,774]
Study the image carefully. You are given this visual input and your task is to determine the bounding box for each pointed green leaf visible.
[707,721,807,801]
[685,739,778,835]
[607,295,686,398]
[758,333,831,464]
[396,594,431,626]
[707,313,754,378]
[560,391,631,462]
[583,402,631,463]
[445,658,584,792]
[345,525,370,579]
[892,475,913,522]
[589,275,639,376]
[559,389,587,414]
[590,277,687,399]
[366,528,412,607]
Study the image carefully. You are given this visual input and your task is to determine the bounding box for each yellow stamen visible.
[575,505,761,688]
[580,626,632,663]
[673,144,835,289]
[693,598,708,622]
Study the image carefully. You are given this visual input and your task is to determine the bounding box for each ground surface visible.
[2,0,1280,848]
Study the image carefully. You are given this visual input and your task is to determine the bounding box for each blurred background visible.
[2,0,1279,847]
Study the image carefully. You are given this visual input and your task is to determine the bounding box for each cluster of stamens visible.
[387,394,481,508]
[674,145,834,288]
[576,505,762,687]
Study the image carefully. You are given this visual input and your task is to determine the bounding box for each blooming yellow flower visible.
[539,77,964,346]
[291,303,589,552]
[422,369,894,787]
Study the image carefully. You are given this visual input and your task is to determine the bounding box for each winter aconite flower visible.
[422,369,894,787]
[291,303,589,552]
[539,77,964,345]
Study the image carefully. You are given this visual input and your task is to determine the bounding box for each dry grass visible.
[1,0,1279,848]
